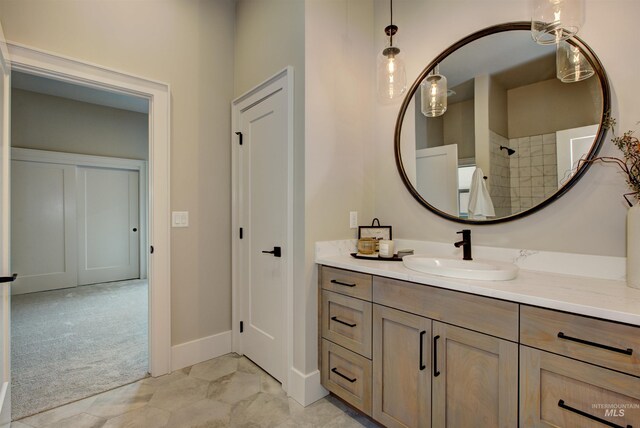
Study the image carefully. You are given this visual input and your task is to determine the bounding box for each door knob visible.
[261,247,281,258]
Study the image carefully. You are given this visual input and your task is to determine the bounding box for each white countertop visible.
[316,249,640,327]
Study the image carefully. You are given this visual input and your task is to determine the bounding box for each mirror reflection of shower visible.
[499,145,516,156]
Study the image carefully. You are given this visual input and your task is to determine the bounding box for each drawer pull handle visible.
[419,330,426,370]
[330,279,356,287]
[331,367,357,383]
[558,400,632,428]
[433,335,441,377]
[557,332,633,356]
[331,316,356,328]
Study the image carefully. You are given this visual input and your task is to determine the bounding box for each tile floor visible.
[13,353,381,428]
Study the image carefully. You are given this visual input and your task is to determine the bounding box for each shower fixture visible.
[500,145,516,156]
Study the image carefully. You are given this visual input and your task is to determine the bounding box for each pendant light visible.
[556,39,594,82]
[377,0,406,101]
[421,64,447,117]
[531,0,585,45]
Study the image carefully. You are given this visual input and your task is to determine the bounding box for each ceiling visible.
[12,71,149,114]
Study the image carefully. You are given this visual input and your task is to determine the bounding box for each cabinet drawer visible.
[373,276,519,341]
[521,305,640,377]
[322,290,372,358]
[321,266,372,301]
[520,346,640,427]
[321,339,372,416]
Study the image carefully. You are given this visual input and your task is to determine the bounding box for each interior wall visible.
[11,89,148,160]
[374,0,636,257]
[508,77,601,138]
[305,0,375,373]
[0,0,236,345]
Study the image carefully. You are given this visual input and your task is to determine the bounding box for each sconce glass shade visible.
[377,46,407,101]
[421,72,447,117]
[556,40,594,82]
[531,0,585,45]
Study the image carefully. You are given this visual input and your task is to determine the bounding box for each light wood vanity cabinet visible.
[520,346,640,427]
[319,266,373,415]
[431,322,518,427]
[373,305,431,428]
[520,305,640,427]
[319,266,640,427]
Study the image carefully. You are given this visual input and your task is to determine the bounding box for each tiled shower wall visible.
[488,131,559,217]
[509,133,558,213]
[489,131,512,218]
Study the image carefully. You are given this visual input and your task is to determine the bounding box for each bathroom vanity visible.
[317,252,640,427]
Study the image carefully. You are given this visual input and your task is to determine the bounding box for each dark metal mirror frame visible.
[394,21,611,224]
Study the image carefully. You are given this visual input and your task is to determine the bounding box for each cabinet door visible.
[432,322,518,428]
[373,304,431,428]
[520,346,640,427]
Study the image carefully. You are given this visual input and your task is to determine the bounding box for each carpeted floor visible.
[11,279,148,420]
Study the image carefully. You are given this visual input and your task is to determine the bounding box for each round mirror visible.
[394,22,610,224]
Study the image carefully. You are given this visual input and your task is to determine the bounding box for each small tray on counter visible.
[350,252,404,262]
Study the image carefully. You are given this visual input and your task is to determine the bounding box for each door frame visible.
[231,67,294,392]
[7,42,171,376]
[11,148,148,283]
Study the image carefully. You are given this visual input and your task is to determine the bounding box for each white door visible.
[77,166,139,285]
[0,22,12,426]
[237,74,290,383]
[416,145,459,216]
[556,124,598,186]
[11,160,78,294]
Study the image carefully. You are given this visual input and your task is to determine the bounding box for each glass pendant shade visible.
[377,46,407,101]
[556,40,594,82]
[421,72,447,117]
[531,0,585,45]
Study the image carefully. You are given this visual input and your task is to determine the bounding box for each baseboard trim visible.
[170,330,232,371]
[287,367,328,407]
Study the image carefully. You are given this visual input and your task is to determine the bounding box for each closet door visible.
[11,160,78,294]
[77,166,139,285]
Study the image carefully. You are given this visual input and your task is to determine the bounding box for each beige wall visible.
[0,0,236,345]
[489,76,508,137]
[443,99,475,159]
[374,0,636,257]
[12,89,148,160]
[508,77,601,138]
[305,0,375,372]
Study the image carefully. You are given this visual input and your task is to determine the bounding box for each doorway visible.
[3,42,172,424]
[9,71,150,419]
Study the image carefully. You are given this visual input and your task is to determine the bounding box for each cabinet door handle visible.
[331,367,357,383]
[330,316,356,328]
[330,279,356,287]
[433,335,441,377]
[557,332,633,356]
[558,400,632,428]
[419,330,426,370]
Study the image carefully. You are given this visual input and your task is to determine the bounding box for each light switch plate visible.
[172,211,189,227]
[349,211,358,229]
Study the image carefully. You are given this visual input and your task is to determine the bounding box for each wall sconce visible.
[531,0,585,45]
[556,40,594,82]
[377,0,406,101]
[421,65,447,117]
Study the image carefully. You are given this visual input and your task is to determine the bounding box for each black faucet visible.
[454,229,472,261]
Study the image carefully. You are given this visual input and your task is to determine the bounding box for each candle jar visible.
[357,238,377,255]
[379,239,395,258]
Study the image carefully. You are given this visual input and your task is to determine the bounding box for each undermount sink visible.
[402,255,519,281]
